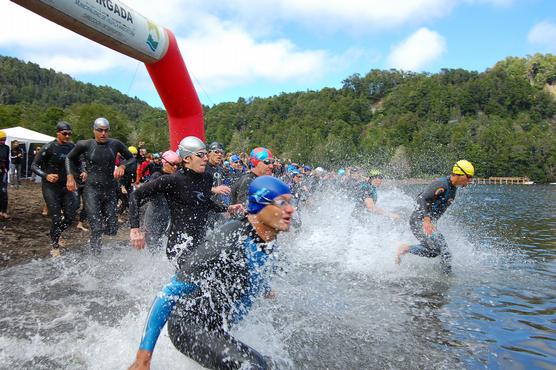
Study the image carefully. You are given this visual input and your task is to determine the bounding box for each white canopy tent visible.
[1,126,55,149]
[1,126,55,179]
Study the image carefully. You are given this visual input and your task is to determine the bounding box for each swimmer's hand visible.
[130,228,145,249]
[212,185,231,195]
[264,289,277,299]
[128,349,152,370]
[114,165,125,180]
[227,203,245,215]
[66,175,77,192]
[390,212,401,221]
[423,217,436,236]
[46,174,59,183]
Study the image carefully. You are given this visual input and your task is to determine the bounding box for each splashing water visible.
[1,184,554,369]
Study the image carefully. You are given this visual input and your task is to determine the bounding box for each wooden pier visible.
[472,177,534,185]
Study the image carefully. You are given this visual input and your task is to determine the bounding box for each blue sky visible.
[1,0,555,108]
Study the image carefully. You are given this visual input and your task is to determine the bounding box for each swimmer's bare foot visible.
[50,247,61,257]
[395,244,410,265]
[76,221,89,232]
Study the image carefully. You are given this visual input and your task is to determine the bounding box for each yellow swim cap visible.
[452,160,475,177]
[0,130,6,139]
[128,146,138,155]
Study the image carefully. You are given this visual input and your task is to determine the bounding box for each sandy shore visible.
[0,180,130,268]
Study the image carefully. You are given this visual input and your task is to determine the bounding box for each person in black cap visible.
[206,141,231,227]
[32,121,79,257]
[65,117,135,252]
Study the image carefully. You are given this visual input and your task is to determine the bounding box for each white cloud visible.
[203,0,456,33]
[178,14,330,91]
[387,28,446,71]
[528,21,556,52]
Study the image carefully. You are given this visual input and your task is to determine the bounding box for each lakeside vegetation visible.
[1,54,555,182]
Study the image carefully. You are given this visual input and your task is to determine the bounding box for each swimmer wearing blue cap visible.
[129,176,294,370]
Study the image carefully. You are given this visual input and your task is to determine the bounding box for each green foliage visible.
[1,54,556,182]
[0,55,169,151]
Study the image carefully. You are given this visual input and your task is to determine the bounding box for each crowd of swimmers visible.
[0,119,475,369]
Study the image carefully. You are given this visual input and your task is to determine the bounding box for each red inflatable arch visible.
[11,0,204,149]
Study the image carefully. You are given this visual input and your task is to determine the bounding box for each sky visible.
[1,0,555,108]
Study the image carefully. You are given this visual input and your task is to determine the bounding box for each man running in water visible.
[31,121,78,257]
[129,136,243,264]
[65,117,135,252]
[230,147,274,207]
[206,142,231,226]
[352,170,400,221]
[128,176,294,370]
[395,160,474,273]
[141,150,181,251]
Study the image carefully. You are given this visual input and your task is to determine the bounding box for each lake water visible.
[0,184,554,369]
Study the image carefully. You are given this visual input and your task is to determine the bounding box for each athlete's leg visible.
[103,185,119,236]
[168,318,269,370]
[0,169,9,214]
[84,186,103,249]
[43,183,64,245]
[60,189,78,233]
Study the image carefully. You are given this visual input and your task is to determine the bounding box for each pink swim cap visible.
[162,150,181,165]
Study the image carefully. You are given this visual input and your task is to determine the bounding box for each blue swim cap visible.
[247,176,291,214]
[230,154,241,163]
[338,169,346,176]
[303,165,312,171]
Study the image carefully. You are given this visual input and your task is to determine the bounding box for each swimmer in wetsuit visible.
[141,150,182,251]
[31,121,78,257]
[129,137,243,265]
[65,117,135,252]
[128,176,295,370]
[395,160,475,273]
[352,170,400,222]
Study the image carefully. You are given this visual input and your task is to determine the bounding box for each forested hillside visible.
[1,54,556,181]
[0,56,169,150]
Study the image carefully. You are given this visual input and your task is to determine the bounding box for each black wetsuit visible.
[66,139,135,249]
[31,140,78,246]
[408,176,457,273]
[139,219,276,369]
[129,167,227,264]
[230,171,257,206]
[141,171,170,251]
[206,162,229,225]
[0,144,9,213]
[118,156,137,215]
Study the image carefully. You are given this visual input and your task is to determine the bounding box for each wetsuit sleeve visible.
[416,181,445,219]
[208,198,228,213]
[31,143,51,178]
[138,276,197,352]
[117,141,136,168]
[129,175,174,228]
[65,140,88,177]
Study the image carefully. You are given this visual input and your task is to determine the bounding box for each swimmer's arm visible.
[416,184,444,219]
[138,276,197,352]
[65,140,87,178]
[31,143,49,178]
[129,176,172,228]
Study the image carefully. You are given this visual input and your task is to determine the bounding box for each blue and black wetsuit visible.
[129,167,227,264]
[138,219,276,369]
[31,140,78,246]
[66,139,135,249]
[408,176,457,273]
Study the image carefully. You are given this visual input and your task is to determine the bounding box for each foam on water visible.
[1,184,554,369]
